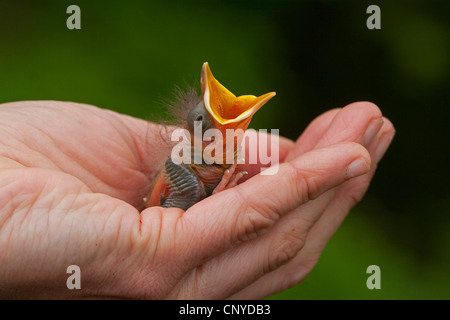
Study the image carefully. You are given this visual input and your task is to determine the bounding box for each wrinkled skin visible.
[0,100,394,299]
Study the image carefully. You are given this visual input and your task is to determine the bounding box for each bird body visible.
[146,62,275,210]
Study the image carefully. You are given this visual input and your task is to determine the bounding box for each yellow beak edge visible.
[201,62,276,128]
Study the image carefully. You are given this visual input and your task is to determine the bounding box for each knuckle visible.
[237,205,277,244]
[266,228,305,273]
[232,186,280,243]
[288,162,320,202]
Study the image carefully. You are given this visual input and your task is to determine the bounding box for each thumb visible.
[172,142,371,270]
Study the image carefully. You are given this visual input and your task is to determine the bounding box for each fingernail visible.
[364,118,384,146]
[347,157,370,179]
[375,130,395,163]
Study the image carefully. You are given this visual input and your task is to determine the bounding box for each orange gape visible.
[146,62,276,211]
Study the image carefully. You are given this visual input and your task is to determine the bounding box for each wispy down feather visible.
[162,86,201,128]
[152,85,201,152]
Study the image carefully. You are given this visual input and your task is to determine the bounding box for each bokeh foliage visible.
[0,0,448,299]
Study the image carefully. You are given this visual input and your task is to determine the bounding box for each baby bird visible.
[146,62,275,211]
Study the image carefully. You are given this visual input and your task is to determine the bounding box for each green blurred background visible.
[1,0,448,299]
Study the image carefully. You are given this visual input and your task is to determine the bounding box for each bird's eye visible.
[187,101,213,135]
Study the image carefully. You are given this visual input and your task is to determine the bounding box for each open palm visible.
[0,100,394,299]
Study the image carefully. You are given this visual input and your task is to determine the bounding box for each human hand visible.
[0,100,394,299]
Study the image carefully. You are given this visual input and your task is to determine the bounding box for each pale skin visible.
[0,100,395,299]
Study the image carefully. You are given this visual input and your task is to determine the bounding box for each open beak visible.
[201,62,276,132]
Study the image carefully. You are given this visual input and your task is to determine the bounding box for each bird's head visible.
[187,62,276,145]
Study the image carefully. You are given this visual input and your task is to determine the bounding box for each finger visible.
[276,119,396,285]
[284,108,340,162]
[238,131,295,181]
[166,142,371,298]
[286,102,383,164]
[228,111,391,299]
[239,108,342,178]
[314,101,383,149]
[230,118,395,299]
[310,118,396,240]
[301,118,395,257]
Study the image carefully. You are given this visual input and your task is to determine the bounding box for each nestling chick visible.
[146,62,275,211]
